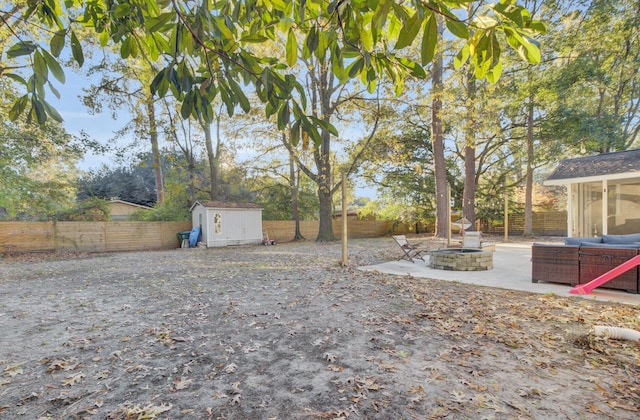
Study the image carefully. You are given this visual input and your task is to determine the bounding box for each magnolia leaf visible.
[305,27,318,54]
[486,60,502,83]
[421,14,437,66]
[180,92,194,119]
[520,36,541,64]
[99,30,110,47]
[229,78,250,113]
[398,57,426,79]
[31,98,47,125]
[42,49,65,83]
[299,115,321,146]
[347,57,364,79]
[309,115,338,136]
[150,69,166,95]
[8,95,28,121]
[5,73,27,85]
[277,103,290,130]
[290,120,301,146]
[446,19,469,39]
[33,51,49,82]
[241,33,268,43]
[145,13,174,32]
[454,44,470,69]
[492,2,525,27]
[6,41,37,57]
[359,20,374,51]
[70,31,84,66]
[395,11,422,50]
[474,15,498,29]
[286,28,297,66]
[50,30,66,57]
[372,0,391,33]
[529,20,547,34]
[113,3,130,18]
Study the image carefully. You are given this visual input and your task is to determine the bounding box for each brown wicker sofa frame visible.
[532,234,640,294]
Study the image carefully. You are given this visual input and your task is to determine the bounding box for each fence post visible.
[341,173,348,266]
[504,187,509,243]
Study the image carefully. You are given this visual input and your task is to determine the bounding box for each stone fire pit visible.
[430,248,493,271]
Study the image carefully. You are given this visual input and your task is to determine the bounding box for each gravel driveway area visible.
[1,238,639,419]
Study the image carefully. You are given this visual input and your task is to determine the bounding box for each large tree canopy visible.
[3,0,544,143]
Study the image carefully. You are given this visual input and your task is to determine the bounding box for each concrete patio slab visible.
[359,242,640,306]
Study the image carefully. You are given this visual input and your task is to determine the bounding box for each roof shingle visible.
[546,149,640,181]
[195,201,262,209]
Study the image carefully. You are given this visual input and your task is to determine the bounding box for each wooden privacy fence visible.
[1,212,568,253]
[483,211,567,236]
[262,220,394,242]
[0,221,192,253]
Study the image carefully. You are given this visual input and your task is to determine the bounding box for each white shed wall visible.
[191,205,208,242]
[199,207,262,247]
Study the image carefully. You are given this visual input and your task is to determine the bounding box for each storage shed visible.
[544,149,640,237]
[190,201,263,247]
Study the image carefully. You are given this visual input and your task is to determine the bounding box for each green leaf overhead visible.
[3,0,545,133]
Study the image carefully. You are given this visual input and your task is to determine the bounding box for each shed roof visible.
[545,149,640,185]
[190,200,262,211]
[108,199,153,210]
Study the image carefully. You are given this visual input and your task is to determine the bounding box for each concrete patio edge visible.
[358,243,640,306]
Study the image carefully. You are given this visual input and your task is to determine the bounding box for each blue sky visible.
[47,68,131,171]
[41,55,378,198]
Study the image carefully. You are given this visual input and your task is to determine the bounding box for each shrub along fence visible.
[0,212,567,253]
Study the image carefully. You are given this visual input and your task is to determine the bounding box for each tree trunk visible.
[463,66,476,230]
[146,98,164,204]
[288,138,304,240]
[202,115,220,201]
[524,93,535,236]
[315,61,336,242]
[317,182,335,241]
[432,17,448,238]
[316,130,336,241]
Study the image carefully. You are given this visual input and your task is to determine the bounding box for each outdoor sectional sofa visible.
[532,233,640,294]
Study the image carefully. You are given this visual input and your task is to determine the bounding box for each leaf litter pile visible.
[1,238,639,419]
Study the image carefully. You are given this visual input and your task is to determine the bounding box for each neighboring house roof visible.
[545,149,640,185]
[189,201,263,211]
[108,199,153,210]
[333,210,359,218]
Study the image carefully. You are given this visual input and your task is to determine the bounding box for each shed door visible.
[226,211,247,239]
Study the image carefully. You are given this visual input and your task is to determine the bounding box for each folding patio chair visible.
[392,235,427,263]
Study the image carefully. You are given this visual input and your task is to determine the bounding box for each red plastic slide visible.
[570,254,640,295]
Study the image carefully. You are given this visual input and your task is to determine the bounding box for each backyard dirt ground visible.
[1,237,639,419]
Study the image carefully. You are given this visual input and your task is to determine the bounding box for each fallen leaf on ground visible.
[123,403,172,418]
[171,377,192,391]
[45,358,79,373]
[4,363,25,377]
[62,372,85,386]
